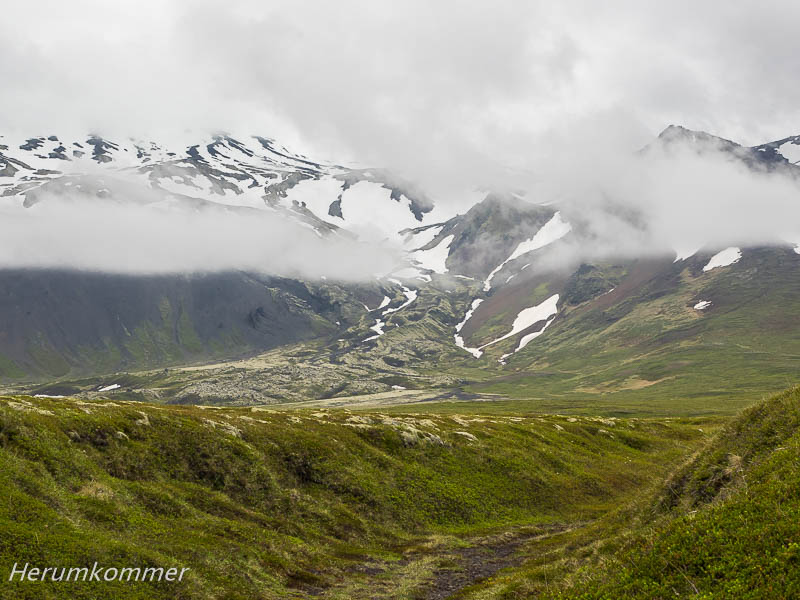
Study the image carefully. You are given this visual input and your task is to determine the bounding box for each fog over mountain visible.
[2,126,800,278]
[3,1,800,195]
[0,198,403,278]
[530,131,800,265]
[5,6,800,600]
[3,2,800,278]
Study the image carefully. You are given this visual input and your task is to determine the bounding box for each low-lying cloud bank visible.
[0,197,401,280]
[2,128,800,280]
[524,136,800,265]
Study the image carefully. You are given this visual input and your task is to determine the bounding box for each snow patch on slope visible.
[364,318,385,341]
[335,181,421,243]
[778,140,800,164]
[516,313,557,351]
[286,177,345,216]
[504,212,572,263]
[499,312,558,364]
[412,234,453,274]
[373,296,391,311]
[694,300,712,310]
[383,287,418,314]
[454,298,484,358]
[480,294,560,350]
[703,247,741,272]
[403,225,444,250]
[674,245,702,262]
[483,212,571,291]
[364,285,417,341]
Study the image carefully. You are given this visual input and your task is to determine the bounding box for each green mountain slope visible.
[461,386,800,599]
[555,385,800,599]
[15,243,800,418]
[462,246,800,416]
[0,270,387,381]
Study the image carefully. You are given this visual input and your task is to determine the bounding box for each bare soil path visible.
[420,525,571,600]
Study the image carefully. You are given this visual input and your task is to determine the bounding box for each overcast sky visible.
[3,1,800,275]
[2,0,800,187]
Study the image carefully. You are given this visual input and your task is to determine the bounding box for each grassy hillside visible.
[0,270,386,381]
[460,386,800,599]
[464,247,800,416]
[0,395,708,599]
[560,385,800,599]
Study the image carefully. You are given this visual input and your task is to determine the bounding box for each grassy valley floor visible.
[0,394,715,599]
[1,385,798,599]
[452,386,800,599]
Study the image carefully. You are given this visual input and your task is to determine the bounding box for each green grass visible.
[561,385,800,600]
[457,249,800,417]
[1,386,797,599]
[0,395,709,599]
[0,354,25,379]
[458,386,800,600]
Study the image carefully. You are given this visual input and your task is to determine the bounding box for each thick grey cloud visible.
[3,0,800,281]
[3,0,800,193]
[0,194,401,279]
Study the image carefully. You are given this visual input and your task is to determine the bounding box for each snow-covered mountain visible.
[4,127,798,274]
[4,126,798,278]
[2,126,800,386]
[652,124,800,171]
[0,133,440,245]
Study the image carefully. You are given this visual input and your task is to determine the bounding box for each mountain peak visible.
[656,124,738,147]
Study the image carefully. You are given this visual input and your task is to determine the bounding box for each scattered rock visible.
[203,418,242,438]
[346,415,374,425]
[238,415,268,424]
[397,424,445,447]
[400,430,420,446]
[5,399,54,415]
[454,431,478,442]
